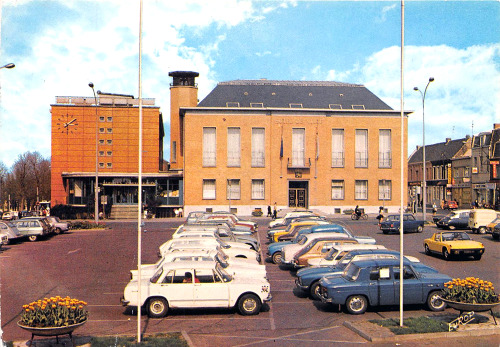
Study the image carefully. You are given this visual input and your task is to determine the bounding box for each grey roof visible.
[408,138,468,164]
[197,80,393,110]
[491,128,500,159]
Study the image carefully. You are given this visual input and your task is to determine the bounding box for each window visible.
[379,129,391,168]
[227,179,240,200]
[107,140,112,145]
[251,128,265,167]
[331,129,344,167]
[99,116,105,122]
[99,128,105,134]
[331,180,344,200]
[107,117,113,122]
[99,139,105,144]
[172,141,177,163]
[99,151,105,156]
[202,179,216,200]
[99,162,104,168]
[292,128,305,167]
[250,103,264,108]
[355,129,368,167]
[227,128,241,167]
[106,162,112,168]
[355,180,368,200]
[107,151,112,156]
[203,127,216,167]
[379,180,392,201]
[251,179,265,200]
[107,128,112,133]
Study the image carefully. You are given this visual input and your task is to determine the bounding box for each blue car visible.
[295,249,438,299]
[317,258,451,314]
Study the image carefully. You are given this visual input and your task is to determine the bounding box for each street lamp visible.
[0,63,15,69]
[88,82,99,225]
[414,77,434,222]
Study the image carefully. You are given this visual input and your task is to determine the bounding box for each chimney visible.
[445,138,451,143]
[169,71,199,170]
[494,123,500,130]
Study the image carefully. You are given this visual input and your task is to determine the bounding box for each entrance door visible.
[288,181,308,208]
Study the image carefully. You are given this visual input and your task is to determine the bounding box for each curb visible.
[344,320,500,342]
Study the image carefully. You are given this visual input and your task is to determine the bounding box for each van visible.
[468,209,500,234]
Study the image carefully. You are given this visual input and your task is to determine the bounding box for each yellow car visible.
[424,231,485,261]
[272,220,329,243]
[487,217,500,234]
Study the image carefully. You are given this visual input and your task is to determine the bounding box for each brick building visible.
[51,93,182,218]
[171,72,409,215]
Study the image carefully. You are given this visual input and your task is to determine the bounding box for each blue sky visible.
[0,0,499,167]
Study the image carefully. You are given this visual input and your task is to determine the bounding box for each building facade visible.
[51,93,182,218]
[172,74,409,216]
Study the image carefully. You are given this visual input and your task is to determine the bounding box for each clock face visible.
[56,114,79,134]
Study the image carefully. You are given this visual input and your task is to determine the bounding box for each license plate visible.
[462,250,474,254]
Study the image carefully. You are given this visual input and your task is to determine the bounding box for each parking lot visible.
[1,215,499,346]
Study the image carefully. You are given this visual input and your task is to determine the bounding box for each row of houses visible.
[408,124,500,210]
[50,71,498,218]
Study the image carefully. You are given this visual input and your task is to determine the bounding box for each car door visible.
[394,265,423,305]
[458,212,469,229]
[154,269,195,308]
[370,266,396,306]
[404,215,417,232]
[429,234,443,252]
[193,268,229,307]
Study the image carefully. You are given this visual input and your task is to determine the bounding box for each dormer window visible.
[226,102,240,107]
[289,103,303,108]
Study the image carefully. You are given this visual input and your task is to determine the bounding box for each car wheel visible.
[272,252,282,264]
[28,235,37,242]
[382,230,388,234]
[442,248,451,260]
[448,225,456,230]
[54,228,61,235]
[417,225,423,233]
[473,254,482,260]
[478,227,487,234]
[345,295,368,315]
[493,234,499,240]
[237,294,261,316]
[147,297,169,318]
[309,281,321,300]
[424,244,431,255]
[427,291,446,311]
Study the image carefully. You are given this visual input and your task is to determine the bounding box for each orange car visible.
[293,237,358,267]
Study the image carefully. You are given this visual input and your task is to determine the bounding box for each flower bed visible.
[440,277,499,304]
[20,296,88,328]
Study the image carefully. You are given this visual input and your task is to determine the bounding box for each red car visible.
[443,200,458,209]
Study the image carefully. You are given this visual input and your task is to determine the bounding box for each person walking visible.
[267,205,272,217]
[273,202,277,219]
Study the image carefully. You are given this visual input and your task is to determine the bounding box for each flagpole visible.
[399,0,405,327]
[137,0,143,342]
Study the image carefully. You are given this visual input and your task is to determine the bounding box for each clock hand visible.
[66,118,77,125]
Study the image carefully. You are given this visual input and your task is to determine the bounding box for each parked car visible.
[121,261,272,317]
[435,209,471,230]
[292,237,360,267]
[379,214,424,234]
[443,200,458,209]
[486,217,500,235]
[0,221,22,243]
[46,216,69,234]
[270,220,330,243]
[130,249,267,281]
[423,231,485,260]
[172,226,260,251]
[468,209,500,234]
[307,244,387,267]
[492,223,500,240]
[14,218,51,241]
[316,258,451,314]
[297,224,376,244]
[295,249,437,300]
[268,210,317,229]
[1,211,15,221]
[0,227,9,248]
[281,233,354,265]
[267,224,353,264]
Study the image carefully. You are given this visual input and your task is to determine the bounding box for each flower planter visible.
[441,298,499,325]
[18,319,87,346]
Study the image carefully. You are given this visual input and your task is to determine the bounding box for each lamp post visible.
[88,82,99,225]
[413,77,434,222]
[0,63,15,70]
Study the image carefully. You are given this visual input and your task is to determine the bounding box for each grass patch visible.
[89,333,188,346]
[68,220,107,230]
[369,316,450,335]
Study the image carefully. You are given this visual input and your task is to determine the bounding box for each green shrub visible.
[370,316,449,335]
[68,220,106,230]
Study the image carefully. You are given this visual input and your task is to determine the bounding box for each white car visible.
[121,261,272,317]
[268,211,317,229]
[130,249,266,280]
[281,233,352,265]
[173,226,260,251]
[159,238,261,262]
[307,244,387,267]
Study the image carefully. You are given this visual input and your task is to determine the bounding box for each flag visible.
[280,137,283,158]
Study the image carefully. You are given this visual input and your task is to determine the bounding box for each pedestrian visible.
[376,206,384,224]
[273,202,277,220]
[432,202,437,216]
[267,205,272,217]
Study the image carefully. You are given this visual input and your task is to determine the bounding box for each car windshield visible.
[442,232,471,241]
[217,239,230,248]
[150,268,163,283]
[297,235,307,245]
[217,249,229,261]
[342,263,361,281]
[214,253,229,268]
[215,264,232,282]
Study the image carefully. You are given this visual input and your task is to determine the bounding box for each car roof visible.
[348,249,400,256]
[159,260,218,270]
[304,233,351,241]
[163,250,215,258]
[351,258,412,268]
[309,224,345,231]
[332,244,385,251]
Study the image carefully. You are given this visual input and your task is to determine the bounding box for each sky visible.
[0,0,498,168]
